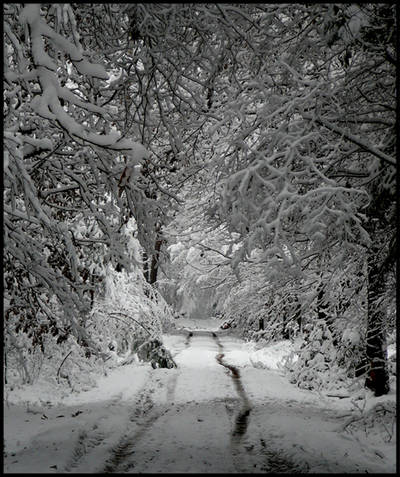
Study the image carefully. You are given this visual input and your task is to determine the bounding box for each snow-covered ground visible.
[4,317,396,473]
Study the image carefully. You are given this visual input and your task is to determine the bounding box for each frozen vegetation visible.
[4,317,396,473]
[4,3,396,473]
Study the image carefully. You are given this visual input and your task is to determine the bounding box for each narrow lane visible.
[101,331,238,473]
[99,330,304,473]
[4,327,394,473]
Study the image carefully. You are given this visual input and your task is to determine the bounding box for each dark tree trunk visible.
[90,273,95,309]
[4,346,7,385]
[143,250,150,283]
[143,235,163,286]
[149,237,163,285]
[362,158,396,397]
[364,218,391,396]
[295,302,302,333]
[316,283,337,346]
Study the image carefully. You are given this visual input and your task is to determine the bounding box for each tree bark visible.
[364,217,390,396]
[143,250,150,283]
[149,236,163,285]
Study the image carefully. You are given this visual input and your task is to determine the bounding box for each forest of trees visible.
[4,4,396,396]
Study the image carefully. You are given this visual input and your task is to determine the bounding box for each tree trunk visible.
[4,345,7,385]
[316,283,337,346]
[149,237,163,285]
[143,236,163,286]
[294,301,302,334]
[143,250,150,283]
[364,217,390,396]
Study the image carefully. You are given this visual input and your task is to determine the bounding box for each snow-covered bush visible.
[286,319,349,392]
[4,328,106,395]
[4,261,176,394]
[343,401,396,444]
[88,265,175,366]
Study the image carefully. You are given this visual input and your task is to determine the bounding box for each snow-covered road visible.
[4,321,396,473]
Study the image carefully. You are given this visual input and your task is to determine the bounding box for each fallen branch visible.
[326,394,351,399]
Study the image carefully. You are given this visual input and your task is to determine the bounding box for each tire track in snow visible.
[212,331,303,473]
[99,333,191,473]
[101,395,163,473]
[102,409,165,474]
[64,425,106,472]
[165,331,193,405]
[212,333,252,441]
[67,332,189,473]
[63,392,126,472]
[101,366,180,473]
[212,331,252,472]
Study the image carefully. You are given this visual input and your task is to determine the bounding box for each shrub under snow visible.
[88,266,176,368]
[4,265,176,398]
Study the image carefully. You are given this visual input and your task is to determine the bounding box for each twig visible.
[197,243,233,260]
[326,394,350,399]
[57,350,73,384]
[341,414,364,431]
[109,312,152,336]
[303,114,396,167]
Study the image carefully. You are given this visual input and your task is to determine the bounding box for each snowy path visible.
[4,324,396,473]
[100,331,239,473]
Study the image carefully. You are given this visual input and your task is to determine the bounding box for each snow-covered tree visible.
[209,4,396,395]
[157,4,396,395]
[4,4,395,396]
[4,3,148,363]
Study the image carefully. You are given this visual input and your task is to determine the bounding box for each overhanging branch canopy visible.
[303,114,396,167]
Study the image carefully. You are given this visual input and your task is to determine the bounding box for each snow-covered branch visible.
[303,114,395,167]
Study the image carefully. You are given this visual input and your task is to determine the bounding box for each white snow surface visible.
[4,316,396,473]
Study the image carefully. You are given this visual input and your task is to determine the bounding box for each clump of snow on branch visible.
[17,3,148,160]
